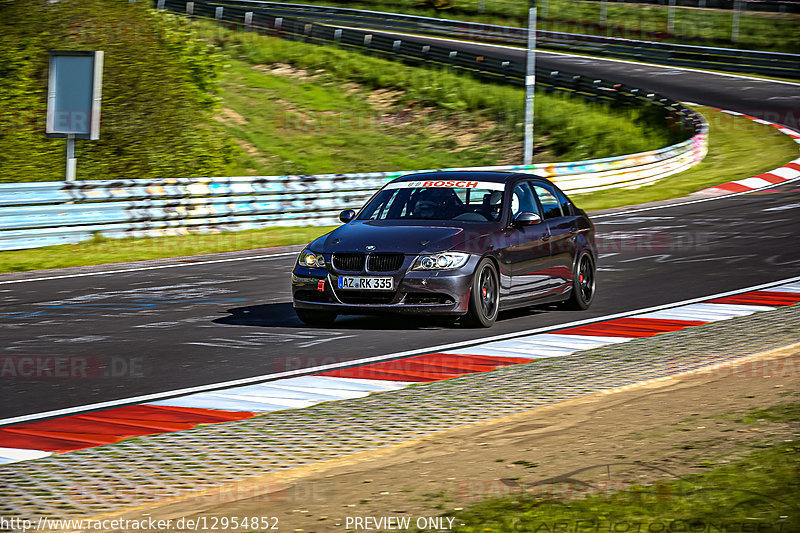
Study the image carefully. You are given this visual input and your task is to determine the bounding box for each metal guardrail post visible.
[186,1,193,16]
[215,6,222,20]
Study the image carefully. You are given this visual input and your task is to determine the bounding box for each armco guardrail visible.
[0,131,706,251]
[0,1,710,251]
[206,0,800,78]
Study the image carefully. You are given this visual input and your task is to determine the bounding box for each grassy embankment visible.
[430,402,800,533]
[302,0,800,53]
[205,19,679,175]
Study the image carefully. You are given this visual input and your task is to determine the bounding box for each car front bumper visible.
[291,259,477,316]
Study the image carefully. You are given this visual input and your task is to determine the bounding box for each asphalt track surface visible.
[2,179,800,419]
[1,36,799,421]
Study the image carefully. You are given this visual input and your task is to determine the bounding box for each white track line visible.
[2,274,798,427]
[0,251,299,286]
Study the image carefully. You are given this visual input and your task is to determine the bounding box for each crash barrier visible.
[0,130,707,251]
[0,2,712,251]
[201,0,800,78]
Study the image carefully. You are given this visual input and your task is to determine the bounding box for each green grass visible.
[302,0,800,53]
[570,106,799,211]
[433,441,800,533]
[738,402,800,425]
[196,18,685,173]
[0,227,334,273]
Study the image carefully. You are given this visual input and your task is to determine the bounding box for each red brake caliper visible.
[579,274,584,283]
[482,287,487,298]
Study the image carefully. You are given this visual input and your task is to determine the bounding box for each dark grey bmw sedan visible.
[291,171,596,327]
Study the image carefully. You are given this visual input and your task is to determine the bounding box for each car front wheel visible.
[463,258,499,328]
[560,252,596,310]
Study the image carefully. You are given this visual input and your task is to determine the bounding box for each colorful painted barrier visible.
[0,125,707,251]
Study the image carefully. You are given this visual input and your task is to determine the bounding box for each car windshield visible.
[357,180,505,222]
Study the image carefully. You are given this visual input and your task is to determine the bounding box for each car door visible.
[496,181,557,305]
[530,181,578,291]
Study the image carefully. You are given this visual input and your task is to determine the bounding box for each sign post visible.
[46,50,104,182]
[523,2,537,166]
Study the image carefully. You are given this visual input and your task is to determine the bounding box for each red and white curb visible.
[1,279,798,465]
[693,108,800,196]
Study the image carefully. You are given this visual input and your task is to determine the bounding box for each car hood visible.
[310,220,491,255]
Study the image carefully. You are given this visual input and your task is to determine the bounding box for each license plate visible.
[337,276,394,291]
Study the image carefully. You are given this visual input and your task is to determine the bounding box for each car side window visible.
[511,182,538,219]
[553,186,573,217]
[531,183,563,220]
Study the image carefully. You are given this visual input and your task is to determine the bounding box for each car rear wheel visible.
[463,258,499,328]
[560,252,595,310]
[295,308,338,327]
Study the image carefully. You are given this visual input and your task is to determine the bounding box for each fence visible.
[0,1,709,251]
[205,0,800,78]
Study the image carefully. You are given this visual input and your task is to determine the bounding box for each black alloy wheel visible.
[464,258,500,328]
[561,252,596,310]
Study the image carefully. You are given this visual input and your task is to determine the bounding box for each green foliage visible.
[0,0,233,182]
[439,442,800,533]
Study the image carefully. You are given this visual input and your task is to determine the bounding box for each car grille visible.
[367,253,404,272]
[337,291,397,305]
[332,253,365,272]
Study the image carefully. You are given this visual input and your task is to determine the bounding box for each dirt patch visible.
[214,107,248,126]
[233,139,276,171]
[252,62,323,81]
[107,344,799,532]
[365,88,406,112]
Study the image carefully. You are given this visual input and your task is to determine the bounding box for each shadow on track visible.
[214,302,548,330]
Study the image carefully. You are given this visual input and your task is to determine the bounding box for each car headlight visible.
[413,252,470,270]
[298,249,326,268]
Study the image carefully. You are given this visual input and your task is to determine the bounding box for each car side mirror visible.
[339,209,356,223]
[514,211,541,226]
